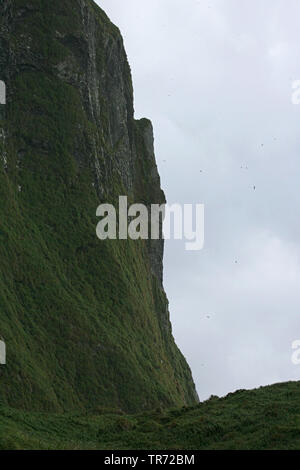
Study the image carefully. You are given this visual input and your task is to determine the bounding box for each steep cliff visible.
[0,0,198,412]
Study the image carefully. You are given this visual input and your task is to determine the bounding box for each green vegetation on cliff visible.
[0,0,197,413]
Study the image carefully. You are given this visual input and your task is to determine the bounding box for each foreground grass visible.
[1,381,300,450]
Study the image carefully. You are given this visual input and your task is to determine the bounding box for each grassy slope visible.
[0,381,300,450]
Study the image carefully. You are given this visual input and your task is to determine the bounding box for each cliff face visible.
[0,0,198,412]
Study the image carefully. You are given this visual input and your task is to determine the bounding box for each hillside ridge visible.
[0,381,299,449]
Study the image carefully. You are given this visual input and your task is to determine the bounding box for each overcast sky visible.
[97,0,300,400]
